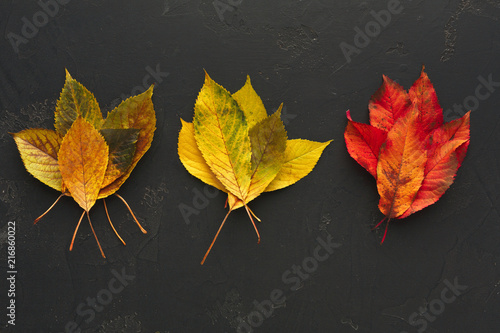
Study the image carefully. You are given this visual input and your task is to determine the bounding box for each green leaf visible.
[98,85,156,198]
[100,128,140,187]
[55,69,103,136]
[245,105,287,203]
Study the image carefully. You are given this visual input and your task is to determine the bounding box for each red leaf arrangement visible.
[345,66,471,243]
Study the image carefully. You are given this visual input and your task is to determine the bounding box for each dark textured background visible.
[1,0,500,332]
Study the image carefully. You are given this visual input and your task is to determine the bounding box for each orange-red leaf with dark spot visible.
[345,68,470,243]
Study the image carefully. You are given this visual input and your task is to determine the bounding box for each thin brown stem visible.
[103,199,126,246]
[244,205,261,244]
[114,193,147,234]
[34,193,65,224]
[86,211,106,258]
[201,209,232,265]
[70,211,86,251]
[246,206,261,222]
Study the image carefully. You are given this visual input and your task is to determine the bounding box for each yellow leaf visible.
[58,117,109,212]
[55,70,103,136]
[245,106,287,203]
[194,72,252,201]
[99,85,156,198]
[179,72,332,264]
[232,75,268,129]
[265,139,332,192]
[12,129,63,191]
[178,119,227,192]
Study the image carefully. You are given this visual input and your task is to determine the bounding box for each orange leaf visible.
[376,106,427,219]
[400,111,470,218]
[58,117,109,212]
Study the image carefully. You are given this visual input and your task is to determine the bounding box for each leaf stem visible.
[372,217,387,230]
[380,218,391,245]
[34,193,65,224]
[70,211,85,251]
[86,211,106,258]
[246,206,261,222]
[244,205,261,244]
[201,209,232,265]
[103,199,126,246]
[114,193,147,234]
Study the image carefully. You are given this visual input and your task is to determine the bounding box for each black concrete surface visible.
[1,0,500,332]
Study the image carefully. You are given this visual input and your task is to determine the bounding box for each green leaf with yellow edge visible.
[265,139,332,192]
[245,105,287,203]
[232,75,268,129]
[98,85,156,198]
[100,128,140,188]
[11,128,63,191]
[58,117,109,212]
[178,72,331,264]
[55,70,103,136]
[178,119,227,192]
[193,72,252,201]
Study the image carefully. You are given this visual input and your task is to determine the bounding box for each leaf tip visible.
[346,110,352,120]
[64,68,73,80]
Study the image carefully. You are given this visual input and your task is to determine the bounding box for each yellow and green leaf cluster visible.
[12,70,156,257]
[178,72,331,263]
[13,70,156,210]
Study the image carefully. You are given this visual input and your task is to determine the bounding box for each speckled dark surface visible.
[1,1,500,332]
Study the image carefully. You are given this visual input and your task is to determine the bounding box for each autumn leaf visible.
[193,72,253,203]
[178,72,331,264]
[345,66,470,243]
[100,128,140,188]
[265,139,332,192]
[369,75,412,132]
[12,129,63,191]
[59,117,109,212]
[98,85,156,198]
[12,70,155,258]
[55,70,103,135]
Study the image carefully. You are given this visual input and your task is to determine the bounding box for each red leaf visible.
[409,66,443,134]
[345,68,471,243]
[369,75,412,132]
[399,111,471,218]
[345,110,387,178]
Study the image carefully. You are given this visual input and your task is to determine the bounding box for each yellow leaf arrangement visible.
[178,72,332,264]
